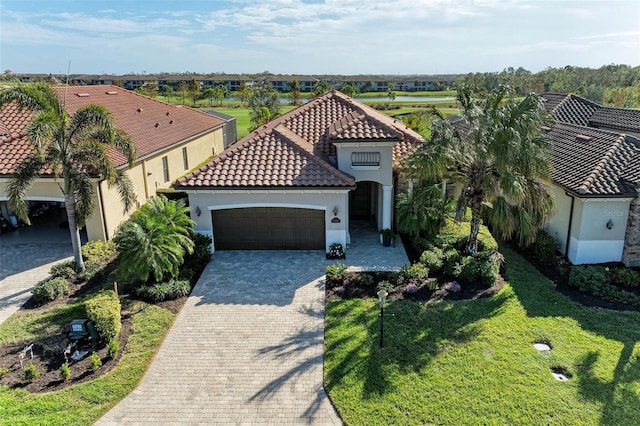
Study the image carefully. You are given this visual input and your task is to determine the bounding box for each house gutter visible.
[564,191,575,258]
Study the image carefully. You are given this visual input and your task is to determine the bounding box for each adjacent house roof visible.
[538,92,640,197]
[176,90,424,189]
[0,85,225,175]
[545,123,639,196]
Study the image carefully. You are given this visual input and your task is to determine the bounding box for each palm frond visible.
[67,168,96,226]
[7,156,48,224]
[114,169,137,213]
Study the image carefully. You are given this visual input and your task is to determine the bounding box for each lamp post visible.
[377,289,388,348]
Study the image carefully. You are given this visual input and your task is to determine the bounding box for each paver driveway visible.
[98,251,342,425]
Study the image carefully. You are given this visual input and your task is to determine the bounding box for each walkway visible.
[98,251,342,425]
[345,219,410,271]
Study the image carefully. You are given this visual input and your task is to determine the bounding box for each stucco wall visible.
[544,184,574,255]
[568,197,632,264]
[334,143,395,186]
[622,193,640,267]
[186,189,350,252]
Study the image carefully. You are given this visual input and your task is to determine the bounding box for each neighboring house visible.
[175,90,423,253]
[539,93,640,267]
[0,85,228,241]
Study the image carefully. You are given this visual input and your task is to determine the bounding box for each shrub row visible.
[84,290,121,340]
[135,279,191,303]
[32,277,70,303]
[569,266,640,306]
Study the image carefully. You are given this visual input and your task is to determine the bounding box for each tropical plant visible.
[201,87,216,107]
[396,183,455,239]
[212,84,229,106]
[248,81,281,131]
[237,81,252,106]
[114,195,195,284]
[188,79,200,107]
[0,83,137,271]
[387,82,396,106]
[402,85,554,252]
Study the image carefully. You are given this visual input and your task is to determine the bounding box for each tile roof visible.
[177,90,424,189]
[546,123,638,196]
[589,107,640,134]
[0,85,225,175]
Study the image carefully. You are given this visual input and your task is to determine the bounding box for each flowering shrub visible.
[444,281,462,292]
[327,243,346,259]
[404,282,419,294]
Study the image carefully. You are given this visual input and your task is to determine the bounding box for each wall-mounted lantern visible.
[606,219,614,230]
[195,206,202,217]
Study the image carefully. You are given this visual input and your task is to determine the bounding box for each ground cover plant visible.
[324,247,640,425]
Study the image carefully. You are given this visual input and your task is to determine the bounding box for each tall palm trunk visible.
[466,196,483,254]
[64,194,85,272]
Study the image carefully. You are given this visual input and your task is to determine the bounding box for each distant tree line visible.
[455,64,640,107]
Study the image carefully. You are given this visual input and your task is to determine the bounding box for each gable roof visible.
[177,90,424,189]
[546,123,639,196]
[0,85,225,175]
[538,92,640,197]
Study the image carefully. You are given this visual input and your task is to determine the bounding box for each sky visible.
[1,0,639,76]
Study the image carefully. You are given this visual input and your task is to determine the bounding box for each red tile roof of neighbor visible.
[0,85,225,175]
[177,90,424,189]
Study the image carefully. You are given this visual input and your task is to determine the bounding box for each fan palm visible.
[114,195,195,284]
[403,85,554,253]
[0,82,137,271]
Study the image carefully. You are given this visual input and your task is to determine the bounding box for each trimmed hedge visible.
[569,266,640,306]
[81,240,116,260]
[84,290,121,341]
[434,222,498,253]
[136,279,191,303]
[50,260,76,278]
[32,277,70,303]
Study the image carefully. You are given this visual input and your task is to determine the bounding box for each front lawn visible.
[325,247,640,425]
[0,301,174,425]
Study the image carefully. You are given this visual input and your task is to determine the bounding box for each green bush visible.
[568,266,640,306]
[107,339,120,359]
[353,273,374,287]
[435,222,498,253]
[60,363,71,381]
[531,230,558,265]
[400,263,430,281]
[135,279,191,303]
[420,247,444,274]
[77,258,104,282]
[326,262,348,287]
[90,353,102,372]
[81,240,116,261]
[180,233,212,281]
[32,277,70,303]
[608,267,640,288]
[50,260,76,278]
[376,280,395,293]
[24,363,40,381]
[84,290,121,341]
[458,252,500,286]
[443,249,462,277]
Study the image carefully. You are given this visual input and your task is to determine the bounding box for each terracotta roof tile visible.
[178,91,424,189]
[0,85,225,175]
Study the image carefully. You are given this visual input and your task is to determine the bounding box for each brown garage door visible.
[212,207,325,250]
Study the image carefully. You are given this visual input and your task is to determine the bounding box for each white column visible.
[382,185,393,230]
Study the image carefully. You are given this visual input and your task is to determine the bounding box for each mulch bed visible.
[0,258,189,394]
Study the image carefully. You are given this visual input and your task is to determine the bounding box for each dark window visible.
[182,147,189,170]
[162,156,169,182]
[351,152,380,166]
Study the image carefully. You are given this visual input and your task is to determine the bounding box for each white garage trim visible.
[208,203,326,211]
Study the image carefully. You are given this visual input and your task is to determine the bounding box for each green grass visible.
[205,106,296,139]
[0,301,174,425]
[325,247,640,425]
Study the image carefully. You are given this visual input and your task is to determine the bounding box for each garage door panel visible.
[212,207,325,250]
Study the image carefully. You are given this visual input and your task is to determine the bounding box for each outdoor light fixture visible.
[377,289,388,348]
[333,206,339,216]
[606,219,614,230]
[195,206,202,217]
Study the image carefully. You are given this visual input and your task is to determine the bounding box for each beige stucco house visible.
[175,91,423,253]
[0,85,227,241]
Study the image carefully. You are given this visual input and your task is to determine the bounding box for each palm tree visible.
[113,195,195,284]
[0,82,137,271]
[402,85,554,253]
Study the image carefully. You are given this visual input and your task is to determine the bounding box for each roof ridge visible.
[577,133,626,194]
[551,94,571,116]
